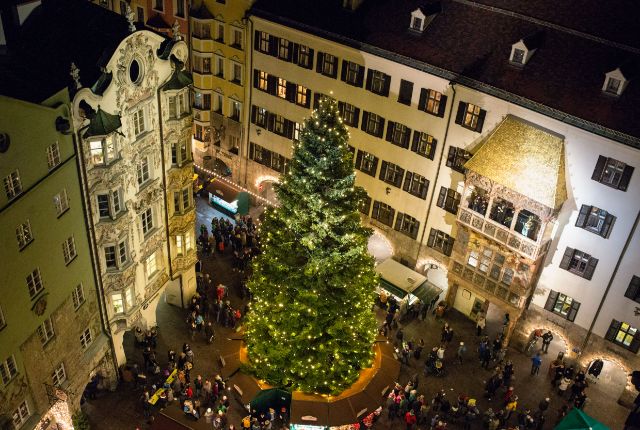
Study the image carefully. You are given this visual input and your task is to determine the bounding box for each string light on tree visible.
[245,96,378,395]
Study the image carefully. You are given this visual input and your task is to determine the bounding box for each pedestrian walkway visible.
[83,195,629,430]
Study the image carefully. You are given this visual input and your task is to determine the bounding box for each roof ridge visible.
[452,0,640,55]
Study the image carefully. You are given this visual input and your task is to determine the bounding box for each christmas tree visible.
[246,97,378,394]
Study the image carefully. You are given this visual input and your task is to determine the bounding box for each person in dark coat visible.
[588,359,604,378]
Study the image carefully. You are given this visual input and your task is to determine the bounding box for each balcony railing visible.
[457,208,551,260]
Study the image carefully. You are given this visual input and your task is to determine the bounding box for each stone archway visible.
[579,354,635,406]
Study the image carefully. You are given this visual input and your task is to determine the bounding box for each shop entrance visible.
[453,287,487,321]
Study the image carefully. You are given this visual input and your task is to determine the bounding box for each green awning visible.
[82,106,122,138]
[379,278,407,299]
[554,408,609,430]
[411,282,442,305]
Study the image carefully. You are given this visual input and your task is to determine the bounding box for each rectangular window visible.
[194,91,211,110]
[559,247,598,280]
[544,290,581,321]
[386,122,411,148]
[427,228,454,256]
[132,107,146,136]
[37,317,55,345]
[72,283,85,310]
[62,236,77,264]
[606,320,640,352]
[257,31,270,53]
[403,172,429,199]
[213,56,223,77]
[411,131,436,159]
[26,268,44,298]
[231,28,242,48]
[371,201,395,227]
[176,235,184,255]
[361,111,385,138]
[297,44,312,68]
[16,220,33,249]
[137,156,151,186]
[625,276,640,303]
[278,39,290,60]
[154,0,163,11]
[256,71,268,91]
[575,204,615,238]
[296,85,309,107]
[338,102,360,127]
[185,232,193,251]
[112,292,124,314]
[379,161,405,188]
[318,52,337,78]
[446,146,472,174]
[89,137,117,166]
[215,22,224,42]
[46,142,61,170]
[192,21,210,39]
[193,55,211,74]
[169,92,189,118]
[1,355,18,385]
[230,101,241,121]
[118,240,128,266]
[366,69,391,96]
[437,186,461,214]
[272,115,286,135]
[104,245,116,269]
[354,150,379,177]
[4,170,22,200]
[80,327,93,349]
[397,79,413,105]
[394,212,420,239]
[341,60,364,87]
[592,155,634,191]
[11,400,30,428]
[606,78,621,94]
[418,89,447,117]
[231,62,242,84]
[97,190,122,219]
[277,78,287,99]
[213,93,223,114]
[146,252,158,278]
[137,6,144,23]
[359,194,372,216]
[252,106,268,128]
[455,101,486,132]
[52,362,67,386]
[141,208,153,236]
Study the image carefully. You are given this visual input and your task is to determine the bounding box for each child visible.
[558,376,571,397]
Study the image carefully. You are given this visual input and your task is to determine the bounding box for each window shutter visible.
[249,142,255,159]
[285,120,294,139]
[630,333,640,354]
[418,88,428,111]
[601,213,615,238]
[292,43,299,63]
[618,165,634,191]
[253,69,259,89]
[286,42,293,61]
[385,121,395,142]
[355,150,363,169]
[437,95,448,117]
[338,101,345,117]
[377,118,385,138]
[267,75,277,95]
[395,169,405,188]
[394,213,403,231]
[316,52,324,73]
[455,102,467,125]
[625,277,640,302]
[382,74,391,97]
[559,247,574,270]
[567,300,580,322]
[544,290,559,311]
[340,60,348,82]
[437,186,446,208]
[313,93,322,110]
[266,112,275,132]
[352,107,360,126]
[403,127,411,148]
[268,36,279,56]
[411,131,419,152]
[286,82,296,103]
[365,69,373,91]
[428,138,437,160]
[379,161,388,180]
[372,200,380,218]
[421,179,429,199]
[575,205,591,228]
[360,111,369,131]
[264,150,272,166]
[444,237,454,256]
[251,105,257,124]
[605,320,621,342]
[254,30,261,51]
[591,155,607,181]
[403,172,412,192]
[306,48,314,69]
[304,89,311,108]
[357,65,365,87]
[583,257,598,280]
[476,109,487,132]
[372,156,379,175]
[427,229,436,247]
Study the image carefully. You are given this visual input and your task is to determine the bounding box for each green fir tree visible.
[246,97,378,394]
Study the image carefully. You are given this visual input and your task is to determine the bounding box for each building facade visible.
[0,91,117,430]
[245,0,640,402]
[71,29,197,367]
[189,0,254,181]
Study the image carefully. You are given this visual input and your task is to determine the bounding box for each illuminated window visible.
[277,78,287,98]
[3,170,22,200]
[559,247,598,280]
[606,320,640,352]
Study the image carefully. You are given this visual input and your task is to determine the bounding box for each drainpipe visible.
[580,207,640,352]
[414,83,457,264]
[242,15,254,189]
[68,105,120,380]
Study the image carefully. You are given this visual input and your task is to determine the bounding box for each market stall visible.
[375,258,442,306]
[206,179,249,217]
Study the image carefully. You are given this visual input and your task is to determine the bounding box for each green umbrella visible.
[554,408,610,430]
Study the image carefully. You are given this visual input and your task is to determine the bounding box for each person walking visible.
[404,409,417,430]
[476,312,486,336]
[457,342,467,364]
[531,353,542,375]
[542,331,554,353]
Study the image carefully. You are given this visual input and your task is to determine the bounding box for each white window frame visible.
[104,238,128,270]
[231,62,242,84]
[141,207,154,236]
[26,268,44,299]
[132,106,147,137]
[80,327,93,350]
[89,136,118,166]
[277,78,287,98]
[215,21,224,42]
[52,362,67,387]
[1,355,18,385]
[370,70,386,94]
[213,92,223,114]
[137,156,151,186]
[53,188,69,216]
[112,287,134,315]
[230,100,241,121]
[214,55,224,77]
[463,103,482,130]
[37,317,55,345]
[176,234,184,256]
[11,399,30,428]
[16,220,33,249]
[96,189,123,220]
[146,251,158,279]
[231,27,243,48]
[46,142,61,170]
[62,236,77,265]
[4,170,22,200]
[72,283,85,310]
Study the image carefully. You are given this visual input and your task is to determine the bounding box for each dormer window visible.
[411,16,423,31]
[511,48,525,65]
[510,32,543,66]
[602,67,629,96]
[409,3,440,33]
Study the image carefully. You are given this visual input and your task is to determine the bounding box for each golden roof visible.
[464,115,567,209]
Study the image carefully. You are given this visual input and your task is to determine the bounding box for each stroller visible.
[425,357,446,377]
